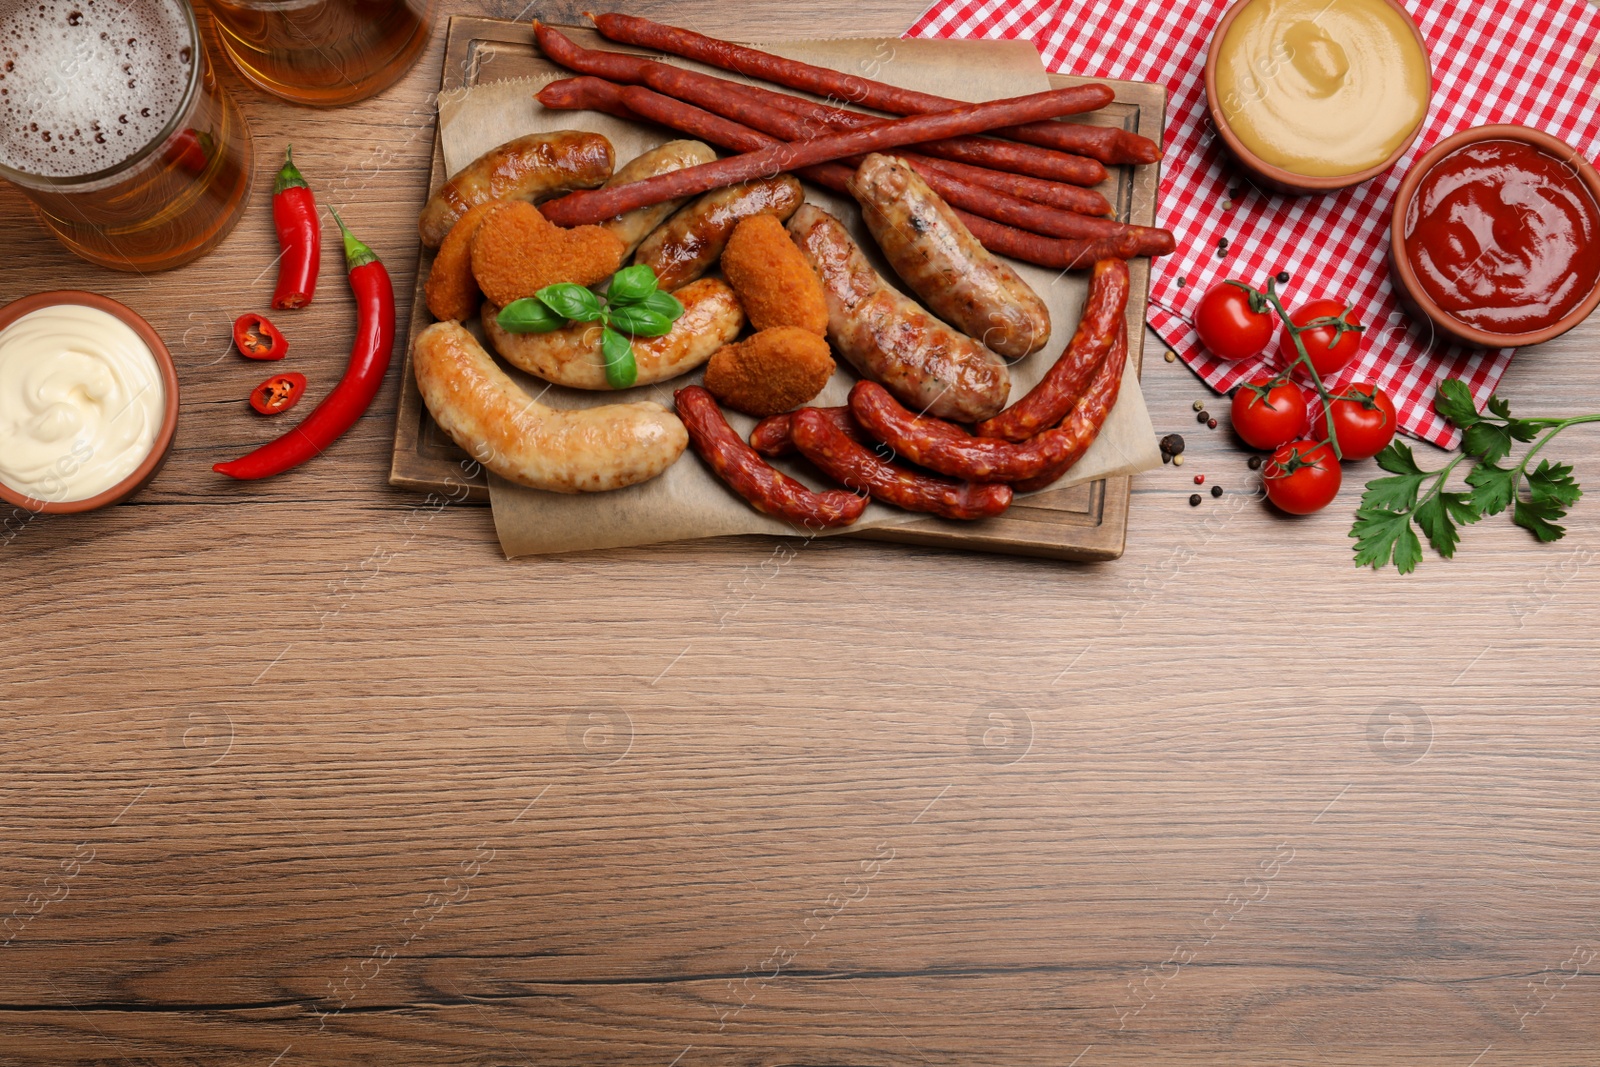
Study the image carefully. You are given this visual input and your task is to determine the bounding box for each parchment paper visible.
[430,36,1162,557]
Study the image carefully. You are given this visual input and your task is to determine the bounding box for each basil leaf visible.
[536,283,605,322]
[600,327,638,390]
[607,305,675,338]
[606,264,659,305]
[635,288,685,322]
[496,298,566,334]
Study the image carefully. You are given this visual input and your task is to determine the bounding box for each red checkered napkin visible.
[908,0,1600,446]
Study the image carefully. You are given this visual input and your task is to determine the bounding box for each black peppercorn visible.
[1276,271,1290,284]
[1211,485,1223,498]
[1189,494,1202,507]
[1197,410,1210,424]
[1248,455,1263,470]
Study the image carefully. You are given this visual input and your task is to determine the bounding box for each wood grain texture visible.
[4,2,1600,1066]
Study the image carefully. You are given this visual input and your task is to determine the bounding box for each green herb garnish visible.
[496,264,684,389]
[1351,380,1598,573]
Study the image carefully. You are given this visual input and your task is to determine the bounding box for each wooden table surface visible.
[5,3,1599,1065]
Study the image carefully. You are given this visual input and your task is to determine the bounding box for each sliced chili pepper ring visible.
[250,371,307,415]
[233,312,290,360]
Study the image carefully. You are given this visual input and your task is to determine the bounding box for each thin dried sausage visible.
[976,258,1129,441]
[588,14,1160,165]
[538,82,1140,226]
[748,406,864,458]
[675,386,867,529]
[791,408,1013,520]
[1012,321,1128,492]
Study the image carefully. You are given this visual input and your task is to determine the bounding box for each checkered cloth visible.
[907,0,1600,446]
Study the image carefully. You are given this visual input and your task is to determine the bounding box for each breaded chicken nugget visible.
[703,326,835,417]
[425,199,500,322]
[470,200,625,307]
[720,214,829,335]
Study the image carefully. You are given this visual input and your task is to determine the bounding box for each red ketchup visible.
[1404,140,1600,335]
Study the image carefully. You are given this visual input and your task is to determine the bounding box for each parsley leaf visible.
[1435,379,1480,428]
[1351,507,1424,574]
[1514,460,1582,542]
[1465,460,1516,516]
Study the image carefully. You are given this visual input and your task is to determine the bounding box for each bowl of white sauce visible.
[0,291,178,513]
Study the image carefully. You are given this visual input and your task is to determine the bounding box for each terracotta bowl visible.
[1204,0,1432,195]
[1388,124,1600,349]
[0,291,180,514]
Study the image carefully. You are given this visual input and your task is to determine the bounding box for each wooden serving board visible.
[390,15,1167,561]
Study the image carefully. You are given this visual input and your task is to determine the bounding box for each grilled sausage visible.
[787,204,1010,423]
[419,131,614,248]
[850,153,1050,360]
[481,277,744,391]
[412,321,685,493]
[634,174,804,291]
[599,140,719,258]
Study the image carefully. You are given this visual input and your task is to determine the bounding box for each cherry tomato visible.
[1230,377,1308,451]
[1281,299,1364,377]
[1194,281,1274,361]
[1263,440,1341,515]
[234,312,289,360]
[250,372,307,416]
[1310,384,1397,460]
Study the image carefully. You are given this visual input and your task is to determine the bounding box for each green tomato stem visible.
[1256,280,1344,461]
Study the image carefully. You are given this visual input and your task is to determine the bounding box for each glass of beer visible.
[206,0,436,107]
[0,0,254,272]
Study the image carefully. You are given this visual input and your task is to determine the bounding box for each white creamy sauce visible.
[0,304,165,502]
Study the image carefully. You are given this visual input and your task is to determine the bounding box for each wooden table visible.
[4,4,1598,1064]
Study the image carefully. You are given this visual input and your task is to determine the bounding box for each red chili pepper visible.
[165,128,213,176]
[271,146,321,310]
[233,312,289,360]
[214,211,395,481]
[250,372,307,416]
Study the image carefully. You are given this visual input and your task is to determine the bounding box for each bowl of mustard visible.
[1205,0,1432,195]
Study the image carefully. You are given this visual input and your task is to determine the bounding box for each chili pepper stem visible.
[274,144,311,195]
[330,207,381,270]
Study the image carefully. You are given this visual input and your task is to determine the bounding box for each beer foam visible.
[0,0,193,177]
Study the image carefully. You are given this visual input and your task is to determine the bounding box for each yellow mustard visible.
[1214,0,1430,177]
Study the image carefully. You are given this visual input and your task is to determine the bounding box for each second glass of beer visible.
[206,0,437,107]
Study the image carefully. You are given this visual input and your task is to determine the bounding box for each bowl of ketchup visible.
[1390,124,1600,349]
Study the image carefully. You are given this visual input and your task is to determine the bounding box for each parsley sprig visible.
[1351,379,1599,573]
[496,264,684,389]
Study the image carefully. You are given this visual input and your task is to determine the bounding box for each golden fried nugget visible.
[424,199,500,322]
[469,200,625,307]
[703,326,835,417]
[719,214,829,335]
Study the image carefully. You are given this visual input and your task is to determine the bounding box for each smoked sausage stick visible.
[538,77,1158,247]
[536,78,1172,268]
[675,386,867,529]
[534,23,1109,190]
[790,408,1014,521]
[730,79,1109,197]
[589,12,1161,165]
[976,259,1130,442]
[538,82,1137,227]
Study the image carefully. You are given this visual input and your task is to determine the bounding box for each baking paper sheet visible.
[429,34,1162,557]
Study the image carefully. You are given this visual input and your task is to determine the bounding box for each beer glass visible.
[206,0,436,107]
[0,0,253,272]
